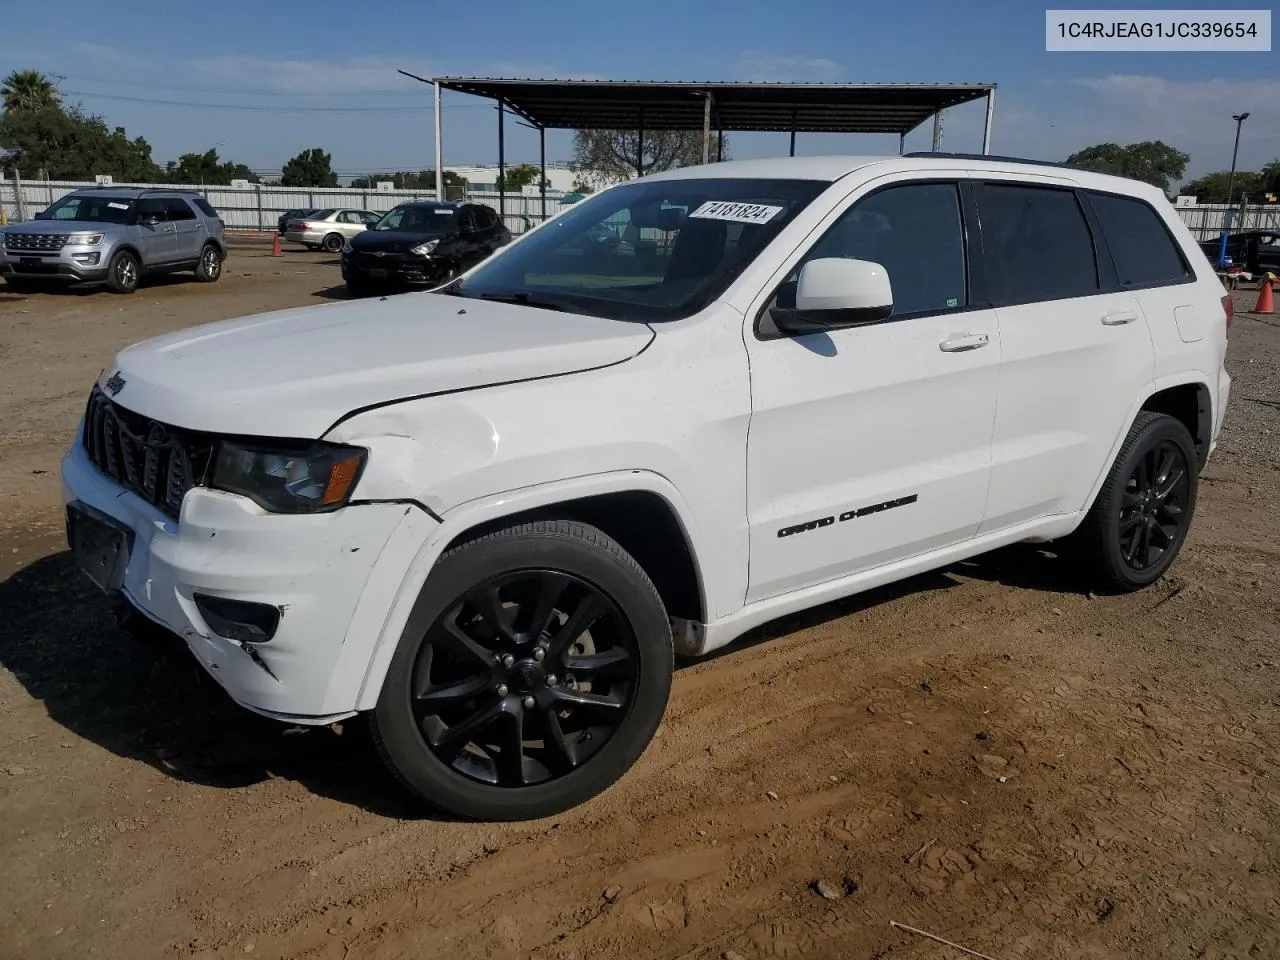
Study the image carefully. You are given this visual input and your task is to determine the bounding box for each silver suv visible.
[0,187,226,294]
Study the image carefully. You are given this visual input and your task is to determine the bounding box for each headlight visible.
[211,441,368,514]
[67,232,105,246]
[409,239,439,256]
[341,239,353,253]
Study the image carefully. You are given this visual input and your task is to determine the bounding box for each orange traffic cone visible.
[271,234,282,257]
[1253,275,1275,314]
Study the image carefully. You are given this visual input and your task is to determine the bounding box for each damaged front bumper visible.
[60,436,437,723]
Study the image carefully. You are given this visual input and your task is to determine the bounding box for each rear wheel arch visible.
[1073,377,1213,528]
[1139,381,1212,469]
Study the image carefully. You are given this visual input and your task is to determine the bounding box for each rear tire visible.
[1072,411,1198,592]
[194,243,222,282]
[369,520,674,821]
[322,232,344,253]
[106,250,140,294]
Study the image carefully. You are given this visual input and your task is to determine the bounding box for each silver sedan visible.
[285,208,382,252]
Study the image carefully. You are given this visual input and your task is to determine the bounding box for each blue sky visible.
[10,0,1279,185]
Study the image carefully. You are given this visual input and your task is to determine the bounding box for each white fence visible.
[1174,203,1280,242]
[0,176,574,235]
[5,174,1278,244]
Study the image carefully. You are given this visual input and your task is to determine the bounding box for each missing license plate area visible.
[66,503,134,593]
[368,267,388,278]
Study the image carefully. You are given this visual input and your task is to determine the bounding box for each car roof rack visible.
[903,151,1071,170]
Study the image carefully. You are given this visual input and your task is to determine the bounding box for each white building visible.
[450,163,580,194]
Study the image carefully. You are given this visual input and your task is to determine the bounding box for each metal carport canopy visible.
[415,76,997,222]
[432,78,995,135]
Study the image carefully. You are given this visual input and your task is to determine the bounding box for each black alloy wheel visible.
[1072,411,1199,591]
[411,570,638,787]
[1117,438,1191,573]
[371,521,673,821]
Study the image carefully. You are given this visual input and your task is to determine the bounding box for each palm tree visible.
[2,70,61,112]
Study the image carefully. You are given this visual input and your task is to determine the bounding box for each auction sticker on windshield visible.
[688,201,783,225]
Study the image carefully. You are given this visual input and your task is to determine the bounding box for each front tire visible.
[370,520,673,821]
[194,243,222,282]
[1073,412,1198,592]
[106,250,140,294]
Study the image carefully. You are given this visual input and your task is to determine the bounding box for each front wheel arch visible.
[346,474,713,715]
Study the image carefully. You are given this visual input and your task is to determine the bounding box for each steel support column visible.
[433,81,444,201]
[497,101,506,220]
[981,89,995,155]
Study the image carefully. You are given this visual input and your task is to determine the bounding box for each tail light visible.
[1221,292,1233,330]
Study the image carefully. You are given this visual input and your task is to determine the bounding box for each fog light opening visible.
[193,593,282,644]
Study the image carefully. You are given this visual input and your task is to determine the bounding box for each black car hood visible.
[351,230,453,253]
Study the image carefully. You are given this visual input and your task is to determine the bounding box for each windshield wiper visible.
[475,291,583,314]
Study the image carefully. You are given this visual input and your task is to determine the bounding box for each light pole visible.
[1226,112,1249,205]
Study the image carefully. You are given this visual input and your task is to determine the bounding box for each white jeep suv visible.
[61,154,1232,821]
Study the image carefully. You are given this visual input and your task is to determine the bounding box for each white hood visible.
[104,292,654,437]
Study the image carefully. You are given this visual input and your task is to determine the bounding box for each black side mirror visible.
[33,210,49,220]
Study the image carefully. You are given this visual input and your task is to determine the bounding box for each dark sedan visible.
[1199,230,1280,274]
[278,208,318,235]
[341,201,512,296]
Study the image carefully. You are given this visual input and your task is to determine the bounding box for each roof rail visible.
[904,151,1070,169]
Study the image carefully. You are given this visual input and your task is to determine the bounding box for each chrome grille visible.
[81,387,214,520]
[4,233,69,251]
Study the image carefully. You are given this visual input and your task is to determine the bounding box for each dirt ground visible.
[1,248,1278,960]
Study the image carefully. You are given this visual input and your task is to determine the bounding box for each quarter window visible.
[976,184,1098,303]
[1086,191,1191,287]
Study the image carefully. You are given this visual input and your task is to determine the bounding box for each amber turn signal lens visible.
[323,457,362,505]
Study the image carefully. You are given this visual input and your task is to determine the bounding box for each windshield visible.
[448,177,829,322]
[42,194,135,224]
[373,204,458,233]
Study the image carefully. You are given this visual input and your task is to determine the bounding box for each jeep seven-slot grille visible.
[81,387,214,519]
[4,233,69,252]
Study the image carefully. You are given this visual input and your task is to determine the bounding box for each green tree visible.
[1063,141,1189,193]
[1179,170,1264,204]
[0,103,160,181]
[2,69,60,113]
[499,163,543,191]
[1260,159,1280,198]
[571,129,728,184]
[167,148,259,185]
[280,147,338,187]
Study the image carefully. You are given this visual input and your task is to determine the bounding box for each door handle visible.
[1101,309,1138,325]
[939,333,991,353]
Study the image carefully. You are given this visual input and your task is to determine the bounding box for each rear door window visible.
[976,183,1099,304]
[136,198,167,223]
[1086,191,1191,288]
[162,198,197,221]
